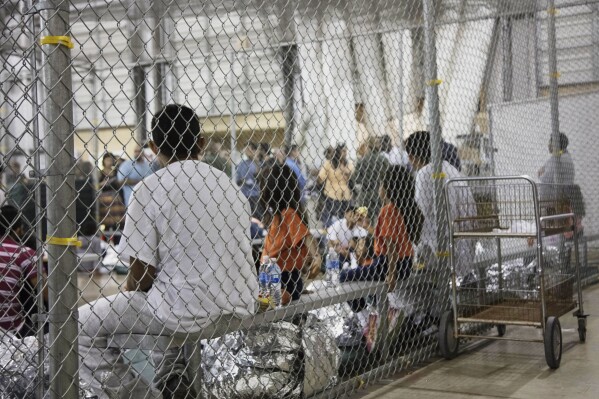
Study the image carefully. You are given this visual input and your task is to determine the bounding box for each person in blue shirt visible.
[282,144,306,192]
[235,142,264,219]
[118,145,154,206]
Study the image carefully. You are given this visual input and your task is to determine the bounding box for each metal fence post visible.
[422,0,448,270]
[547,0,562,185]
[38,1,80,397]
[281,44,298,147]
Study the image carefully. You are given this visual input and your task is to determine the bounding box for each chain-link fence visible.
[1,0,598,398]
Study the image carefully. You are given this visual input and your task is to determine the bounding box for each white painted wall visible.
[490,91,599,236]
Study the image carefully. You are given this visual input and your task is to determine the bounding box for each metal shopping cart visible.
[438,176,587,369]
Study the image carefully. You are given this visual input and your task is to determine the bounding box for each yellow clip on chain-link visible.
[547,7,559,15]
[426,79,443,86]
[46,236,82,247]
[432,172,447,179]
[355,376,365,388]
[436,251,451,258]
[549,72,561,79]
[39,36,75,49]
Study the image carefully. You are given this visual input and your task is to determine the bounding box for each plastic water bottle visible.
[326,247,340,287]
[267,258,282,307]
[266,258,282,306]
[258,256,271,301]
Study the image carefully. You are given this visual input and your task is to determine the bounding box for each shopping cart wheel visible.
[496,324,506,337]
[544,317,562,369]
[439,310,459,360]
[578,317,587,343]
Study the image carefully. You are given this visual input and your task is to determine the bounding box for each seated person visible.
[340,166,423,288]
[260,163,321,305]
[78,104,259,399]
[327,206,369,263]
[340,235,376,282]
[0,205,47,337]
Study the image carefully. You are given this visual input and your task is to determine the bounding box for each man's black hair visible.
[550,132,569,151]
[284,144,299,157]
[405,131,431,164]
[0,205,26,238]
[102,152,116,163]
[259,142,271,155]
[246,141,258,151]
[380,135,392,153]
[259,163,304,223]
[151,104,201,159]
[80,219,98,237]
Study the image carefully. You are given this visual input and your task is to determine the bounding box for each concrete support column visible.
[382,31,405,144]
[423,0,448,270]
[352,27,391,139]
[321,11,357,159]
[297,14,326,169]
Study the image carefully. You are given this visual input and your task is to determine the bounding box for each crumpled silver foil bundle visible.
[308,302,355,340]
[485,245,562,297]
[0,334,43,399]
[202,321,303,399]
[302,314,339,396]
[0,334,98,398]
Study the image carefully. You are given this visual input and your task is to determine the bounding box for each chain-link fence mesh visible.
[0,0,598,397]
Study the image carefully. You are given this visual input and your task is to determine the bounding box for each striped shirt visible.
[0,237,38,332]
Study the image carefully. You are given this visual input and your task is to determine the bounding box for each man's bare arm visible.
[125,257,157,292]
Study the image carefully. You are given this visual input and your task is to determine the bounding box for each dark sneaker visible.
[162,374,197,399]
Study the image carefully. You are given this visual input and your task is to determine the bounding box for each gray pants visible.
[78,291,192,399]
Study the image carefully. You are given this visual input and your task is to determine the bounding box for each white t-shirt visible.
[327,219,369,249]
[415,161,476,275]
[383,147,410,167]
[118,160,258,333]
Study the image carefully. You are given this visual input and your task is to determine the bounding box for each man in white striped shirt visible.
[0,205,46,336]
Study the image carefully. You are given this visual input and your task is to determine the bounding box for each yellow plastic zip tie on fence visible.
[549,72,561,79]
[426,79,443,86]
[39,36,75,49]
[436,251,450,258]
[46,236,82,247]
[355,376,365,388]
[547,7,559,15]
[432,172,446,179]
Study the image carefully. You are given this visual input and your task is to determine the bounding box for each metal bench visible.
[106,280,388,398]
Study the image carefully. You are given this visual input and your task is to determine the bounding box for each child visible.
[77,220,106,274]
[260,163,321,305]
[340,165,423,287]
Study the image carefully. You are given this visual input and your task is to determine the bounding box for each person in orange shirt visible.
[340,165,423,289]
[260,163,321,305]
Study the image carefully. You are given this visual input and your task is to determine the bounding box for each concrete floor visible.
[353,283,599,399]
